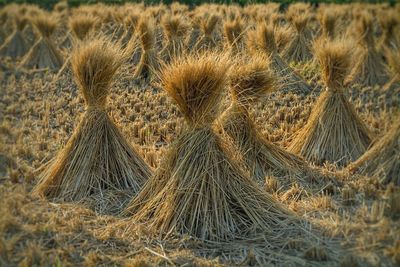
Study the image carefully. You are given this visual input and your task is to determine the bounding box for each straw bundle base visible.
[219,104,322,190]
[161,39,185,63]
[349,121,400,185]
[271,51,312,94]
[195,36,219,52]
[133,49,159,81]
[289,89,372,167]
[346,47,389,87]
[283,34,312,63]
[21,37,64,71]
[33,108,151,213]
[127,126,299,242]
[0,31,29,59]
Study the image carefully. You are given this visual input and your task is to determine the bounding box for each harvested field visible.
[0,1,399,266]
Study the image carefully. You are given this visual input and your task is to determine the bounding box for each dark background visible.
[0,0,396,9]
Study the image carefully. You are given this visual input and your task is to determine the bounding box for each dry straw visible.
[57,15,98,77]
[289,39,372,167]
[218,55,323,190]
[32,37,151,214]
[379,50,400,111]
[69,14,98,41]
[120,13,140,49]
[195,13,221,51]
[283,13,313,63]
[247,24,312,94]
[318,9,337,40]
[125,53,302,242]
[0,16,29,59]
[345,12,389,87]
[378,11,398,52]
[54,1,68,13]
[20,13,63,71]
[133,16,159,81]
[383,51,400,95]
[160,15,189,63]
[348,117,400,185]
[187,14,202,50]
[223,17,245,55]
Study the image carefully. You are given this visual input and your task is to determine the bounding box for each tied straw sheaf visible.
[20,13,64,71]
[218,54,328,193]
[247,23,312,95]
[0,16,29,59]
[33,37,151,214]
[289,39,372,167]
[123,53,326,260]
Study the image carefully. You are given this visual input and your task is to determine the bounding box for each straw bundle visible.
[160,15,189,63]
[120,13,140,49]
[223,18,244,55]
[283,13,313,63]
[195,14,221,51]
[32,38,151,214]
[289,40,372,167]
[218,56,321,189]
[58,15,98,77]
[187,14,202,50]
[318,9,336,40]
[125,53,299,242]
[383,51,400,94]
[348,117,400,185]
[247,24,312,95]
[0,16,29,59]
[346,13,389,87]
[54,1,68,13]
[378,11,399,52]
[133,17,159,81]
[20,14,63,71]
[70,15,98,41]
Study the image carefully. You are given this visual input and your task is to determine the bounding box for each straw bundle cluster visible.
[126,53,301,242]
[290,40,372,166]
[0,16,29,59]
[348,117,400,185]
[161,15,189,63]
[247,24,312,95]
[33,38,151,214]
[346,13,389,87]
[219,56,321,190]
[20,14,63,70]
